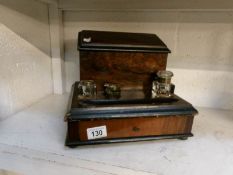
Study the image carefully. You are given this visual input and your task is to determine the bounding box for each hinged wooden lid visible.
[78,30,170,91]
[78,30,171,53]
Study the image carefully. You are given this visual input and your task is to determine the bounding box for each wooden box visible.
[65,30,198,147]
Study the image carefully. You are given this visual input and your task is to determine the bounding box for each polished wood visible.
[67,115,194,141]
[65,31,197,146]
[80,51,167,92]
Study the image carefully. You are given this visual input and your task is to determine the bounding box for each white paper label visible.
[87,126,107,140]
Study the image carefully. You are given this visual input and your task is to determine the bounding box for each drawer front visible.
[68,115,194,141]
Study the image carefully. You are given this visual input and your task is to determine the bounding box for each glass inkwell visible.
[152,70,174,98]
[77,80,97,99]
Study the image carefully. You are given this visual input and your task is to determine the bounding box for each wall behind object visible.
[0,0,53,120]
[0,0,51,56]
[64,11,233,110]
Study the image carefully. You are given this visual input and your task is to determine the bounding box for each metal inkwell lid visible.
[104,83,121,99]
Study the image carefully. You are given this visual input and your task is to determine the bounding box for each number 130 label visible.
[87,126,107,140]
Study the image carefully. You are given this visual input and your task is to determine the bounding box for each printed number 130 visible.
[92,130,103,137]
[87,126,107,140]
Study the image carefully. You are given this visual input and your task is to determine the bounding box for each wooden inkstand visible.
[65,30,198,147]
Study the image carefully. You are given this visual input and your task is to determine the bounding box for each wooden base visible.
[66,115,194,147]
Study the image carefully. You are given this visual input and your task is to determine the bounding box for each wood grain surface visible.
[67,115,194,141]
[80,51,168,92]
